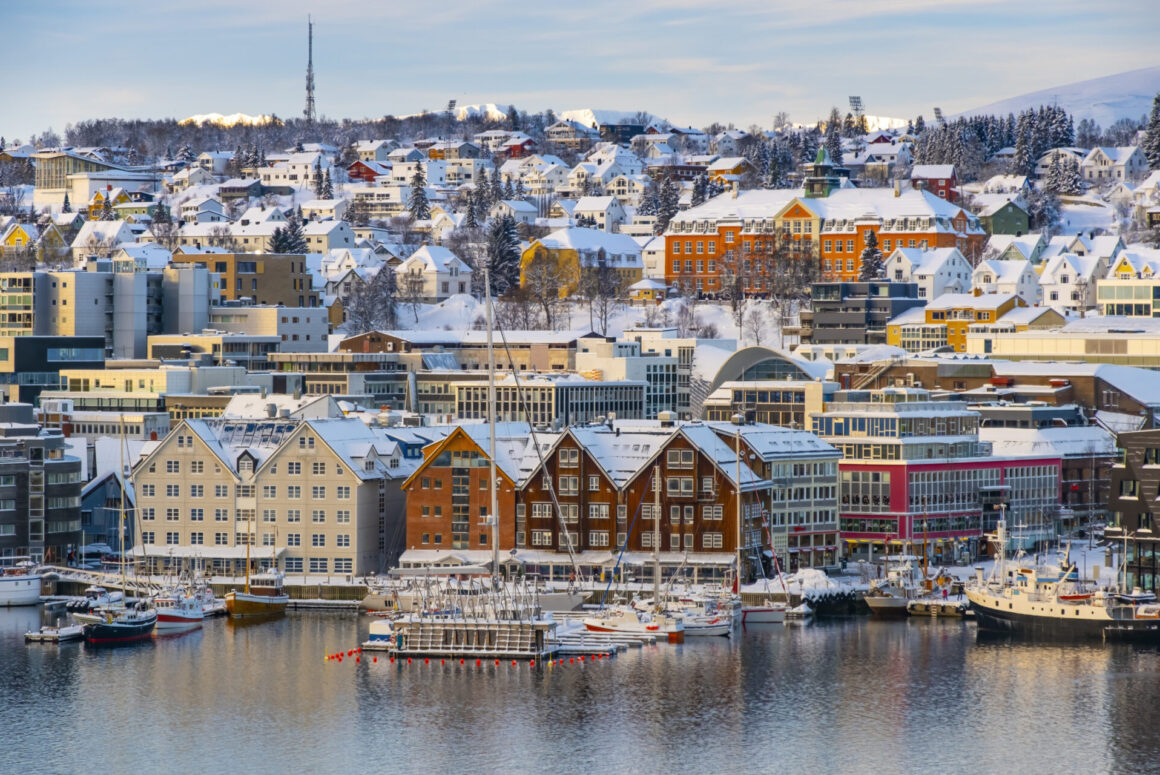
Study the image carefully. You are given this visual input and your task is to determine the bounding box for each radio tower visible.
[304,16,316,123]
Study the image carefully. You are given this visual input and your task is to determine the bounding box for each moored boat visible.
[83,601,157,644]
[741,601,787,624]
[583,605,686,643]
[26,622,85,643]
[154,591,205,630]
[0,559,43,607]
[225,570,289,617]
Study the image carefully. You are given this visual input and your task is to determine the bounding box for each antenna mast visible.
[304,16,316,123]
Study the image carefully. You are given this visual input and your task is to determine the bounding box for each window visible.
[190,461,203,474]
[215,532,228,545]
[667,449,694,469]
[215,485,228,498]
[667,477,694,496]
[166,484,180,498]
[141,484,155,498]
[589,476,600,492]
[309,558,328,573]
[166,531,179,544]
[285,558,303,573]
[166,508,179,521]
[589,503,609,521]
[702,532,723,549]
[312,509,326,523]
[299,436,315,450]
[287,509,301,523]
[288,486,301,498]
[558,476,578,495]
[235,485,254,498]
[141,508,155,521]
[334,558,352,573]
[313,462,325,475]
[312,534,326,547]
[559,448,579,467]
[166,460,180,474]
[531,530,553,547]
[312,486,326,499]
[142,531,155,544]
[589,531,609,548]
[336,534,350,547]
[214,508,229,521]
[262,509,277,522]
[192,532,205,545]
[288,462,301,475]
[190,508,204,521]
[286,533,301,547]
[336,509,350,523]
[262,485,277,499]
[336,486,350,499]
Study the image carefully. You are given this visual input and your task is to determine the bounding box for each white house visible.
[71,220,134,263]
[303,220,356,253]
[1080,146,1148,184]
[395,245,473,302]
[301,199,349,222]
[356,140,395,162]
[196,151,233,175]
[1039,252,1106,312]
[1040,233,1124,264]
[490,199,537,226]
[170,166,216,191]
[180,196,227,224]
[971,259,1040,305]
[573,195,627,232]
[1034,148,1086,179]
[884,247,972,300]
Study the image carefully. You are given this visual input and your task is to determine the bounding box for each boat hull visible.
[225,591,289,617]
[864,596,911,618]
[968,591,1160,642]
[682,623,733,637]
[155,613,204,630]
[83,615,157,644]
[583,621,685,643]
[0,575,43,606]
[741,606,786,625]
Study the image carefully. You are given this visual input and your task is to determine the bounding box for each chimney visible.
[731,181,739,199]
[266,403,277,418]
[893,179,901,198]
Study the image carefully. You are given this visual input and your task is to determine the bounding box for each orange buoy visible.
[460,658,465,664]
[530,660,535,666]
[494,659,499,666]
[476,659,481,666]
[512,660,516,666]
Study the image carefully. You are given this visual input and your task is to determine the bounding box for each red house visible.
[910,164,959,202]
[347,159,391,184]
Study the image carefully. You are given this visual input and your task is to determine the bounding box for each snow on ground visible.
[1057,197,1117,235]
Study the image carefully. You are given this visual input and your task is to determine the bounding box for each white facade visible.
[395,245,473,302]
[972,259,1041,305]
[884,247,971,300]
[209,306,329,352]
[1039,253,1106,313]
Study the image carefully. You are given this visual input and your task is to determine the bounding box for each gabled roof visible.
[911,164,955,179]
[400,245,471,274]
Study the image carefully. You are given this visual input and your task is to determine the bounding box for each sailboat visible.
[225,531,288,617]
[583,465,685,643]
[364,266,559,659]
[81,420,157,643]
[729,421,786,625]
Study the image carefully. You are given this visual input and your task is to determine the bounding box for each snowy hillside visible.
[954,66,1160,126]
[180,112,274,127]
[453,103,511,122]
[558,108,660,128]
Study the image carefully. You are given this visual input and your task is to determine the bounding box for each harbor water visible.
[4,608,1159,775]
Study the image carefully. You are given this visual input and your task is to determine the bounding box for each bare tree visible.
[742,300,769,346]
[521,248,568,330]
[494,285,543,330]
[344,265,398,333]
[205,225,238,251]
[577,253,626,336]
[398,265,426,324]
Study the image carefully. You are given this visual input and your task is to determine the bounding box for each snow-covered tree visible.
[61,193,71,213]
[344,266,398,332]
[857,230,884,281]
[408,166,430,221]
[690,174,708,207]
[1142,92,1160,170]
[486,214,521,295]
[321,169,333,199]
[99,195,114,221]
[655,175,680,234]
[273,210,308,253]
[825,121,843,166]
[463,189,479,229]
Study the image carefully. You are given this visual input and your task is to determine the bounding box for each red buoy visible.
[407,657,412,664]
[356,657,360,663]
[530,660,535,666]
[425,657,429,664]
[373,657,377,663]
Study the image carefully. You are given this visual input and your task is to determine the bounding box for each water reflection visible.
[5,611,1159,774]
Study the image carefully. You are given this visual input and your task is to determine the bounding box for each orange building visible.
[663,186,986,294]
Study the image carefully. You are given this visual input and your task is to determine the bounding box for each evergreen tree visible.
[489,167,503,206]
[408,167,430,220]
[485,214,521,295]
[825,122,844,166]
[503,179,514,200]
[1044,153,1064,194]
[153,199,172,226]
[1061,156,1082,195]
[268,226,289,253]
[514,178,525,198]
[321,169,334,199]
[506,105,520,131]
[857,230,884,281]
[655,175,680,234]
[281,210,308,253]
[464,188,479,229]
[1012,124,1034,176]
[1142,92,1160,170]
[100,195,114,221]
[690,174,707,207]
[637,176,660,217]
[914,115,926,135]
[312,159,324,198]
[62,193,71,214]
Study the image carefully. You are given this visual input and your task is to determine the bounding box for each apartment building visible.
[171,252,318,308]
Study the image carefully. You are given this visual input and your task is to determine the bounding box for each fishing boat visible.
[966,521,1160,641]
[864,554,925,617]
[225,568,289,617]
[154,590,205,630]
[0,558,43,607]
[192,583,227,617]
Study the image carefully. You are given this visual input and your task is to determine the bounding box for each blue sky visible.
[5,0,1158,142]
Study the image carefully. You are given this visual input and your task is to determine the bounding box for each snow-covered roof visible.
[926,292,1018,311]
[979,426,1115,459]
[974,259,1032,284]
[911,164,955,179]
[400,245,471,274]
[535,227,641,256]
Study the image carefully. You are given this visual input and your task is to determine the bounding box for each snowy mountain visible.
[180,112,275,127]
[954,66,1160,127]
[453,103,511,122]
[558,108,660,128]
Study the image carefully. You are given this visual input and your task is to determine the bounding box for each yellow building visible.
[888,292,1024,353]
[87,187,132,220]
[170,252,319,308]
[520,227,643,298]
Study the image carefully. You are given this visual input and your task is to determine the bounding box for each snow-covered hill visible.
[558,108,660,128]
[180,112,275,127]
[954,66,1160,127]
[453,103,511,122]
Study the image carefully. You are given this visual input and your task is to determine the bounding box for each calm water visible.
[4,608,1160,775]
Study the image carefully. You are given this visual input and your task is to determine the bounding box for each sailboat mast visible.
[735,422,743,591]
[119,417,126,597]
[484,265,499,582]
[653,464,661,608]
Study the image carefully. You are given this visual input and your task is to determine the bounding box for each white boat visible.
[680,611,733,637]
[26,622,85,643]
[0,559,43,607]
[154,591,205,630]
[864,555,925,617]
[583,605,686,643]
[741,601,787,624]
[66,585,123,612]
[191,583,227,617]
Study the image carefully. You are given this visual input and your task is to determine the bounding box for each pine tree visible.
[503,179,514,200]
[1044,153,1064,194]
[1061,156,1081,195]
[281,211,308,253]
[100,195,114,221]
[825,122,844,166]
[485,214,521,295]
[1142,92,1160,170]
[489,168,503,206]
[321,169,333,199]
[1012,124,1033,176]
[637,176,660,217]
[312,159,324,198]
[464,188,479,229]
[857,230,884,281]
[655,175,680,234]
[690,174,707,207]
[514,179,525,198]
[506,105,520,131]
[62,193,71,213]
[268,226,288,253]
[914,115,926,135]
[408,167,430,220]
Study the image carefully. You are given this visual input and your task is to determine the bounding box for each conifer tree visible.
[655,175,681,234]
[321,169,333,199]
[825,122,844,166]
[100,195,114,221]
[281,210,309,253]
[690,174,707,207]
[464,188,479,229]
[485,214,521,295]
[1142,92,1160,170]
[312,159,324,198]
[503,179,514,200]
[857,231,884,281]
[62,193,71,213]
[408,166,430,220]
[489,168,503,206]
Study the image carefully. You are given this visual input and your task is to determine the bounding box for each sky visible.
[5,0,1160,143]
